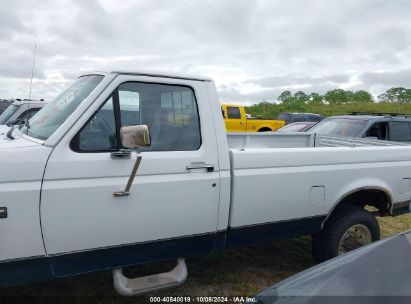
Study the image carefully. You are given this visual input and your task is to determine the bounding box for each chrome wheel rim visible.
[338,224,372,255]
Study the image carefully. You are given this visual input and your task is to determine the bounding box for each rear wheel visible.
[312,205,380,263]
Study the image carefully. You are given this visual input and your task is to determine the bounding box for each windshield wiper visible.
[6,119,30,140]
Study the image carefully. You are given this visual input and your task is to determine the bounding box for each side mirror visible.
[120,125,151,149]
[113,125,151,198]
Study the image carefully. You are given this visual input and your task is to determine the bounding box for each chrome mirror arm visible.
[113,151,142,197]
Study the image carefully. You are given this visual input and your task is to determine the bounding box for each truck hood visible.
[0,130,42,149]
[0,124,10,135]
[0,132,52,183]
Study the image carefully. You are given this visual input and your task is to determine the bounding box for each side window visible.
[365,122,388,140]
[389,121,411,142]
[227,106,241,119]
[294,114,305,122]
[118,82,201,151]
[74,97,117,151]
[17,108,40,120]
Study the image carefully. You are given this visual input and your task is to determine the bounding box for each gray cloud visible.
[250,74,350,88]
[361,69,411,88]
[0,0,411,103]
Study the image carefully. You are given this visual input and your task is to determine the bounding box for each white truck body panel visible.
[0,138,52,260]
[229,146,411,227]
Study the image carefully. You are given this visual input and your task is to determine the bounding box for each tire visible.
[312,205,380,264]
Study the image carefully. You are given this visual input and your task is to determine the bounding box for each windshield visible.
[0,104,18,125]
[278,123,308,132]
[277,114,290,121]
[20,75,104,141]
[309,118,368,137]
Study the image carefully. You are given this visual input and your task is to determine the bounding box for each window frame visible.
[70,81,202,153]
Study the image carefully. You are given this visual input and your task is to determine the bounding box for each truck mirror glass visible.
[120,125,151,149]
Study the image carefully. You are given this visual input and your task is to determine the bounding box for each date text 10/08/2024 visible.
[149,296,257,303]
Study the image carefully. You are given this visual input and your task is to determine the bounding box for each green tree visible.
[276,90,306,111]
[378,87,411,103]
[308,92,323,104]
[277,91,292,102]
[352,90,374,103]
[294,91,309,103]
[324,89,351,104]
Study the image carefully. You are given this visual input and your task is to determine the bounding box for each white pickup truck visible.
[1,70,410,295]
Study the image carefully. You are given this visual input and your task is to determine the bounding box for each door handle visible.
[111,149,132,159]
[186,162,215,172]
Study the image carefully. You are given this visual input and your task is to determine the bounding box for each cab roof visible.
[81,69,212,82]
[326,115,411,121]
[11,99,48,106]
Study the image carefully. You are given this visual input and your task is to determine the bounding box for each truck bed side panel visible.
[228,146,411,246]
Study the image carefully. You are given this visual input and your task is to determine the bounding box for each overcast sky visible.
[1,0,411,104]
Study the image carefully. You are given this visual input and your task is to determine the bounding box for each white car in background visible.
[0,99,47,127]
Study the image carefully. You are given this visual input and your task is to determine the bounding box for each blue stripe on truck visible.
[0,215,324,287]
[227,215,326,248]
[0,256,53,288]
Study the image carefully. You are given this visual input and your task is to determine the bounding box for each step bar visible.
[113,258,188,296]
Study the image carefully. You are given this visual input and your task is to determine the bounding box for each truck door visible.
[40,78,221,276]
[225,106,245,132]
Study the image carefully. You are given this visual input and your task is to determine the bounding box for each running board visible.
[113,258,188,296]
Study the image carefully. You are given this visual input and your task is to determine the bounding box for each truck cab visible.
[221,104,285,132]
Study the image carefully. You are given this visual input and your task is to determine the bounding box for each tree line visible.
[246,87,411,119]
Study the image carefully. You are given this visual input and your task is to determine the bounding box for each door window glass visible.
[118,82,201,151]
[76,97,117,151]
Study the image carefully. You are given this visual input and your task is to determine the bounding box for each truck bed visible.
[227,132,407,149]
[226,132,411,246]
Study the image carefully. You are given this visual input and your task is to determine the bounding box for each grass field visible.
[2,214,411,303]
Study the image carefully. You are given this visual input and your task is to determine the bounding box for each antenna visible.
[28,43,36,100]
[24,42,37,129]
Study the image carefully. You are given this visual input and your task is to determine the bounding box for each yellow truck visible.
[221,104,285,132]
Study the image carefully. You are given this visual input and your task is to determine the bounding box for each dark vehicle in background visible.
[253,229,411,303]
[277,112,323,125]
[0,99,46,126]
[276,121,317,132]
[309,113,411,142]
